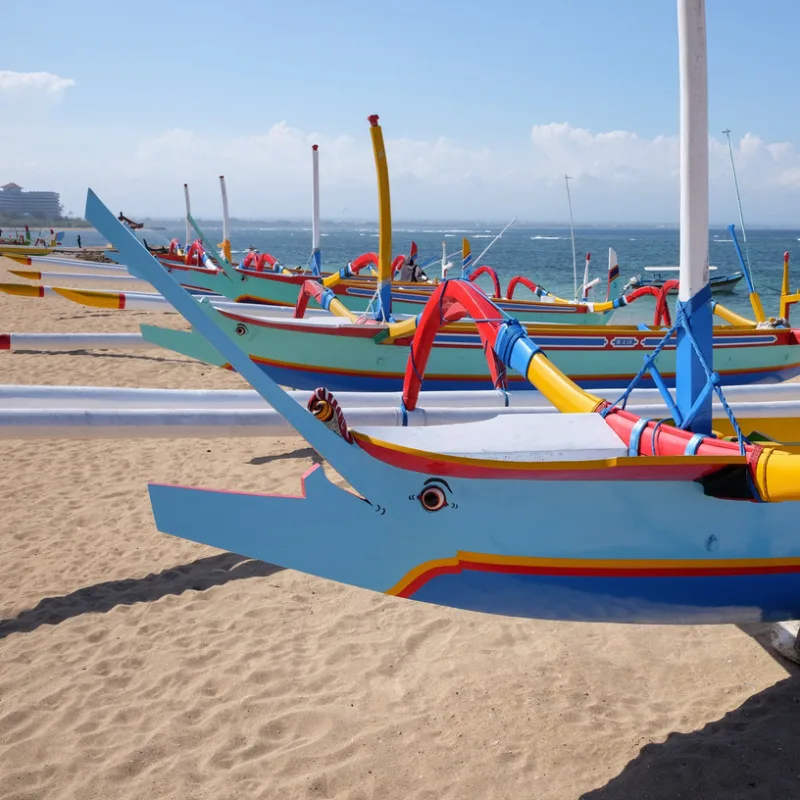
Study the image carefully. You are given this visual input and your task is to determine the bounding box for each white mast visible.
[311,145,321,273]
[183,183,191,249]
[220,176,230,243]
[565,174,578,300]
[676,0,712,432]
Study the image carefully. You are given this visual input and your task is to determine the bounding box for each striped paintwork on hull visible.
[240,355,800,393]
[156,259,611,324]
[390,553,800,622]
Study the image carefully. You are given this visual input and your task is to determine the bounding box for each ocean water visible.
[69,224,800,320]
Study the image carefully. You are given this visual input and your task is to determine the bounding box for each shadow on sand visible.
[0,552,282,642]
[249,446,322,466]
[583,624,800,799]
[11,349,187,363]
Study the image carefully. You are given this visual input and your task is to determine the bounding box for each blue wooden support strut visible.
[675,283,713,435]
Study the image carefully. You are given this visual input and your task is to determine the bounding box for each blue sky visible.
[3,0,800,223]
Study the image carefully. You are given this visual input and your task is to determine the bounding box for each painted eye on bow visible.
[420,485,447,512]
[412,478,456,512]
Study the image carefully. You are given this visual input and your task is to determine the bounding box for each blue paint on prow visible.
[675,282,714,434]
[84,189,382,497]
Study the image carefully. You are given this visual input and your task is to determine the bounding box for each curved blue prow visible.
[84,189,381,497]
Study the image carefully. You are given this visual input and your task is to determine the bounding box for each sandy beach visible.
[1,254,799,800]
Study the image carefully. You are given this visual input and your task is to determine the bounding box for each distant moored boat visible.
[624,266,743,295]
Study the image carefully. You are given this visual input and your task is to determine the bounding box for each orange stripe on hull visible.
[387,552,800,598]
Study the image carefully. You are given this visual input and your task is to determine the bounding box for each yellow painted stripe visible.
[52,287,122,309]
[386,551,800,596]
[9,269,42,281]
[386,553,800,594]
[0,282,43,297]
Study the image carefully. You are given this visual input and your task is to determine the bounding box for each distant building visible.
[0,182,62,219]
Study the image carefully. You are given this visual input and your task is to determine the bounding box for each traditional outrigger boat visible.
[139,121,800,394]
[0,227,64,256]
[141,303,800,392]
[0,224,33,247]
[25,152,631,325]
[5,381,800,445]
[625,265,744,295]
[86,1,800,626]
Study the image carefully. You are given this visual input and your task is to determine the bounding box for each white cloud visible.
[3,114,800,222]
[530,123,679,184]
[0,70,76,94]
[529,122,800,192]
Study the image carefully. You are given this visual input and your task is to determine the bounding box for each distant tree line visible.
[0,213,89,228]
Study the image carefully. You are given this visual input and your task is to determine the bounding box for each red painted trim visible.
[218,309,383,338]
[233,295,293,307]
[160,261,221,276]
[0,334,10,350]
[354,437,734,481]
[233,269,310,286]
[396,559,800,598]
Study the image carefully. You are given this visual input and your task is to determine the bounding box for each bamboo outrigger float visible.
[83,0,800,626]
[4,382,800,444]
[0,229,65,256]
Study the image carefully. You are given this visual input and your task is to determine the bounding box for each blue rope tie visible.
[600,320,679,414]
[408,344,425,386]
[684,433,707,455]
[628,418,651,456]
[674,303,749,454]
[600,294,749,456]
[399,399,409,427]
[650,418,670,455]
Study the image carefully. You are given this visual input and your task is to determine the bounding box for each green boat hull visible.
[158,260,612,326]
[142,308,800,392]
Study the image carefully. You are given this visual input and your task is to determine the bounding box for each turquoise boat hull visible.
[142,308,800,392]
[86,188,800,626]
[157,259,613,326]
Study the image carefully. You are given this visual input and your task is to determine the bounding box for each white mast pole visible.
[183,184,191,250]
[676,0,712,433]
[565,175,578,300]
[311,144,321,274]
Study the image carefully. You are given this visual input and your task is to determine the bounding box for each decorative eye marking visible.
[235,323,248,336]
[360,498,385,515]
[410,478,458,512]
